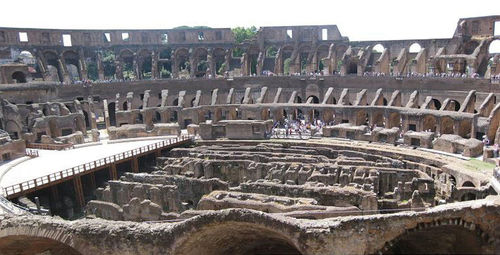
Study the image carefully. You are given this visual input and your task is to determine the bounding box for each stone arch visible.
[213,48,226,75]
[171,210,304,255]
[11,71,27,83]
[174,48,190,73]
[193,47,209,77]
[422,115,437,132]
[62,50,81,81]
[440,116,454,134]
[137,49,152,79]
[409,42,422,53]
[379,219,491,254]
[430,98,442,110]
[305,83,320,100]
[462,181,476,187]
[316,44,330,72]
[118,48,135,79]
[372,43,385,53]
[0,235,81,255]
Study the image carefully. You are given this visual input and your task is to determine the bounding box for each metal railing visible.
[3,135,192,198]
[25,148,39,158]
[0,195,28,215]
[26,142,74,151]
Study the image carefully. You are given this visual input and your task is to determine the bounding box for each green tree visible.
[284,58,292,75]
[232,26,258,44]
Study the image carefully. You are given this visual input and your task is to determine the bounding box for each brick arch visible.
[170,209,306,255]
[374,218,493,255]
[0,224,84,255]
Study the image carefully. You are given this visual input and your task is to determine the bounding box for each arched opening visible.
[488,39,500,54]
[372,44,385,53]
[44,51,63,82]
[63,50,81,81]
[173,222,302,255]
[122,101,128,111]
[383,225,486,254]
[348,62,358,74]
[213,48,226,75]
[138,49,152,79]
[0,235,81,255]
[409,43,422,53]
[11,71,27,83]
[119,49,135,80]
[108,102,116,126]
[158,48,172,78]
[430,99,442,110]
[306,95,320,104]
[462,181,475,187]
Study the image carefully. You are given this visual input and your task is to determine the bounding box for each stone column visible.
[58,55,71,83]
[103,99,110,128]
[133,53,140,79]
[35,51,50,81]
[207,49,215,77]
[171,50,179,78]
[78,48,88,80]
[96,51,105,80]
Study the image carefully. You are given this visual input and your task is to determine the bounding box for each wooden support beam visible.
[109,164,118,180]
[73,176,85,210]
[131,157,139,173]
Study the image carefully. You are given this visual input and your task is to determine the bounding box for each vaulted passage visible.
[0,235,81,255]
[174,222,302,255]
[384,226,487,254]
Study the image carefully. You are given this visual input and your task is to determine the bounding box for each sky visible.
[0,0,498,41]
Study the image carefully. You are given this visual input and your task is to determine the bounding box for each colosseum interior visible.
[0,15,499,255]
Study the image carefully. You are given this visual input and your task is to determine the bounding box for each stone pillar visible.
[78,48,88,80]
[224,49,231,73]
[207,49,215,77]
[151,50,159,79]
[171,51,179,78]
[189,53,196,78]
[103,99,110,128]
[58,55,71,83]
[35,51,50,81]
[73,176,85,210]
[96,51,105,80]
[133,53,140,79]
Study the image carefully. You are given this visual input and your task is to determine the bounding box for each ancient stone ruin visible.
[0,15,498,255]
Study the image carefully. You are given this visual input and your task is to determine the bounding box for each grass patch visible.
[464,158,495,172]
